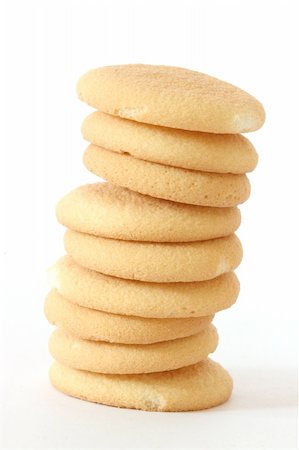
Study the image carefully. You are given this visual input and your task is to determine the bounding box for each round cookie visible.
[64,230,243,283]
[45,290,213,344]
[77,64,265,133]
[49,256,240,318]
[50,358,233,412]
[83,145,250,207]
[56,183,241,242]
[49,325,218,374]
[82,112,258,174]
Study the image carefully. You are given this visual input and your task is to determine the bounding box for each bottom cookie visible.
[49,359,233,412]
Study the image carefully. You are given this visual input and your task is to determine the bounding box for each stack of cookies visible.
[45,65,265,412]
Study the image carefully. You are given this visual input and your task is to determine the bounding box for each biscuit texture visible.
[49,326,218,374]
[77,64,265,133]
[50,359,233,412]
[82,112,258,174]
[56,183,241,242]
[49,256,240,318]
[64,230,243,282]
[45,290,213,344]
[84,145,251,207]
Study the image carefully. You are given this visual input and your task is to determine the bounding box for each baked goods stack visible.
[45,65,265,412]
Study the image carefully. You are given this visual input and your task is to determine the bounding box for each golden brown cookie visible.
[64,230,242,282]
[49,326,218,374]
[50,359,233,411]
[45,290,213,344]
[77,64,265,133]
[82,112,258,174]
[83,145,250,207]
[49,256,240,318]
[56,183,241,242]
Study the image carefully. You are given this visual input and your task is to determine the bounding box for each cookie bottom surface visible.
[49,358,233,412]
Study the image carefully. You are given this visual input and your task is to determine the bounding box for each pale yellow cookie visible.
[77,64,265,133]
[64,230,242,282]
[50,358,233,412]
[56,183,241,242]
[49,325,218,374]
[83,145,250,207]
[45,290,213,344]
[82,112,258,174]
[49,256,240,318]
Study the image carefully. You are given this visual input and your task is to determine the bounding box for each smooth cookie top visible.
[82,112,258,174]
[56,183,241,242]
[77,64,265,133]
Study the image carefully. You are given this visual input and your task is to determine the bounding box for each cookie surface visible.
[45,290,213,344]
[56,183,241,242]
[64,230,242,283]
[49,326,218,374]
[77,64,265,133]
[84,145,251,207]
[49,256,240,318]
[82,112,258,174]
[50,359,233,412]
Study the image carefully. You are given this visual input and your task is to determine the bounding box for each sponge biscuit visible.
[82,111,258,174]
[77,64,265,133]
[83,145,251,207]
[45,290,213,344]
[49,256,240,318]
[49,326,218,374]
[50,359,233,412]
[64,230,243,282]
[56,183,241,242]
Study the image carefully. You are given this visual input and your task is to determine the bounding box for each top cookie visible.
[77,64,265,133]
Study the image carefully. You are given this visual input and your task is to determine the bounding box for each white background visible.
[0,0,298,449]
